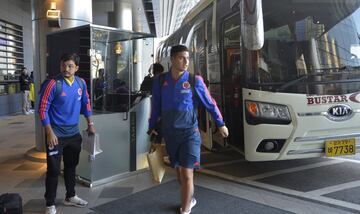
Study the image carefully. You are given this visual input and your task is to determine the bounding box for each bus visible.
[157,0,360,161]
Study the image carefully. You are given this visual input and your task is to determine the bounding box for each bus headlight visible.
[245,100,291,125]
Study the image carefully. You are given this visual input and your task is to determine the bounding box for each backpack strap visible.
[188,72,196,103]
[55,74,63,98]
[53,75,86,99]
[74,76,86,94]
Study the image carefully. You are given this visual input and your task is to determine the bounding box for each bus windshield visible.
[245,0,360,94]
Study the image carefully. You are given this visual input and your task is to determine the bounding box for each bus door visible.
[221,13,244,151]
[191,21,213,150]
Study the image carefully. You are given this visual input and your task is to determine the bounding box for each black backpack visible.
[140,74,153,94]
[0,193,22,214]
[40,74,85,98]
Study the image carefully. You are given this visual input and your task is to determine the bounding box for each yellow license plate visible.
[325,138,356,157]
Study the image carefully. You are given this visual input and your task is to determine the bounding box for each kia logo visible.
[327,104,353,121]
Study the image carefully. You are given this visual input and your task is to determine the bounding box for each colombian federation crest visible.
[183,81,190,89]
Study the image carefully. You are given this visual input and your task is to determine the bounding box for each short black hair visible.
[60,53,80,66]
[170,45,189,58]
[152,63,164,75]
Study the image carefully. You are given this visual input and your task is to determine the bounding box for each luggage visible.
[0,193,22,214]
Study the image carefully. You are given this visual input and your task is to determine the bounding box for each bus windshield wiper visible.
[275,66,360,92]
[276,75,308,92]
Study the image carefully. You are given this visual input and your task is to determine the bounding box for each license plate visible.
[325,138,356,157]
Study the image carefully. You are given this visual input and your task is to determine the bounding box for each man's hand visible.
[147,129,159,143]
[45,126,58,150]
[86,119,96,135]
[147,129,158,137]
[219,126,229,138]
[87,125,96,135]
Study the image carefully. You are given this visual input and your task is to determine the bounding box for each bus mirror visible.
[240,0,264,50]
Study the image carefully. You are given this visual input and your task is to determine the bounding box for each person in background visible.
[38,53,95,214]
[29,71,35,109]
[19,67,32,115]
[151,63,164,144]
[114,79,130,94]
[93,68,106,110]
[140,63,164,94]
[152,63,164,76]
[148,45,229,214]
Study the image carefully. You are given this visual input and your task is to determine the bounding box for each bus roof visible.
[180,0,214,28]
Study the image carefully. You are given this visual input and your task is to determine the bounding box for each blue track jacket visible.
[38,76,92,137]
[149,71,224,131]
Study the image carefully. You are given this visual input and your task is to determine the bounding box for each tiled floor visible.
[0,114,354,214]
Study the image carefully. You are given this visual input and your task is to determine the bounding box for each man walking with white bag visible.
[148,45,229,214]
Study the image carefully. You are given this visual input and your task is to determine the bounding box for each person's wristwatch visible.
[88,122,94,126]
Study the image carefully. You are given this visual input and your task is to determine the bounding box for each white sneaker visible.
[45,205,56,214]
[179,198,197,214]
[190,198,197,210]
[63,195,88,207]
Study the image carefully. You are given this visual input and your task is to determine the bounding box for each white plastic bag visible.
[82,130,102,156]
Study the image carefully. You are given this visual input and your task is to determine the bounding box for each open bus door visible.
[191,21,214,150]
[221,13,244,151]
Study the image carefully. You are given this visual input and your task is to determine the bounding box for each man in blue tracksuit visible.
[148,45,229,214]
[38,53,96,214]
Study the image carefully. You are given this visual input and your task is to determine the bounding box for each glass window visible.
[222,13,241,88]
[245,2,360,94]
[0,85,5,95]
[207,17,213,53]
[0,19,23,95]
[193,24,207,77]
[91,28,137,113]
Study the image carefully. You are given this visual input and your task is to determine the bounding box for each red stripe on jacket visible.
[39,80,56,120]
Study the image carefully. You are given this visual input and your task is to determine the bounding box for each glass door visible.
[192,21,213,149]
[221,13,244,150]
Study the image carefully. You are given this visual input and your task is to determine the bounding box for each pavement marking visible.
[307,180,360,196]
[200,168,309,196]
[195,174,357,214]
[200,168,360,212]
[243,159,344,180]
[200,159,245,168]
[249,179,360,211]
[331,157,360,164]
